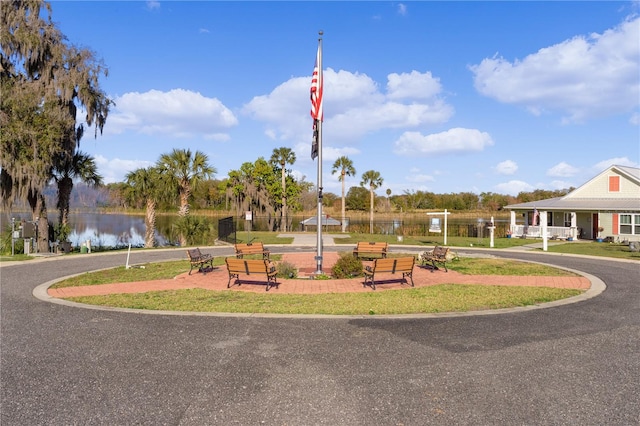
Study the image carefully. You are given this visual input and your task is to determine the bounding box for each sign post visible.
[245,211,252,243]
[427,209,450,245]
[489,216,496,248]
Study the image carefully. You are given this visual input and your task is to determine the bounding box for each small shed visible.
[300,216,341,231]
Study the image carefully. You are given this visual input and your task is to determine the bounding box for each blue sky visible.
[50,1,639,197]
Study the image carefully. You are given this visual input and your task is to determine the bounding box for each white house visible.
[504,165,640,242]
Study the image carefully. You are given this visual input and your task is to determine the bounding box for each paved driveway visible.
[1,247,638,425]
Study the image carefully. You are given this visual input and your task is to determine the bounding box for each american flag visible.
[310,46,323,122]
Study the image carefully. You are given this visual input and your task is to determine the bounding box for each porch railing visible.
[511,225,575,239]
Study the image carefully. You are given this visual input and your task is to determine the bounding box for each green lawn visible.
[66,285,582,316]
[51,255,584,315]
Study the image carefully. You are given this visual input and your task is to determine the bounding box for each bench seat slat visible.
[226,257,278,291]
[363,256,415,290]
[353,242,388,259]
[235,242,270,259]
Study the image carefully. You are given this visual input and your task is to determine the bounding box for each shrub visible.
[0,227,24,255]
[331,252,364,279]
[312,274,331,280]
[277,261,298,279]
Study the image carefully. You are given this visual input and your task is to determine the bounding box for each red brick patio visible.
[47,252,591,298]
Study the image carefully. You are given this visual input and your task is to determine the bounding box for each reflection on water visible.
[69,213,171,248]
[0,212,172,248]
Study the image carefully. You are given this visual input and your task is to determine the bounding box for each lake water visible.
[67,213,172,248]
[1,211,512,249]
[2,212,172,248]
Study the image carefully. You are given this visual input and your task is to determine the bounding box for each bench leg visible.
[429,260,448,272]
[363,275,376,290]
[266,275,278,291]
[227,273,239,288]
[404,272,414,287]
[189,262,202,275]
[205,259,214,272]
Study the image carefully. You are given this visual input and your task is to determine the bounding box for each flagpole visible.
[315,31,324,274]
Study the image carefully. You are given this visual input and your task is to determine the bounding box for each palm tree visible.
[331,156,356,233]
[269,147,296,232]
[157,148,216,246]
[386,188,392,212]
[360,170,383,234]
[50,151,103,230]
[125,167,164,248]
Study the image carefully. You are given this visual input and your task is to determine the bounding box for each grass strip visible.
[65,285,582,315]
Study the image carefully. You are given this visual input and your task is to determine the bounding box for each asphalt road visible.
[1,246,639,425]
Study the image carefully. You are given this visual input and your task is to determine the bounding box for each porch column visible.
[541,210,548,251]
[570,212,577,239]
[510,211,516,231]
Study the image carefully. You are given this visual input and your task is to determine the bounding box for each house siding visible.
[569,170,640,199]
[600,215,613,238]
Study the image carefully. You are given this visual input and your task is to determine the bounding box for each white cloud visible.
[243,68,453,148]
[393,128,494,156]
[386,70,442,100]
[146,1,160,10]
[593,156,639,171]
[397,3,408,16]
[106,89,238,138]
[470,16,640,122]
[547,161,579,177]
[94,155,153,184]
[494,180,535,196]
[495,160,518,175]
[630,112,640,125]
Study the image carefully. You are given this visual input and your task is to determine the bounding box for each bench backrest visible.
[187,248,202,260]
[355,242,388,251]
[372,256,414,273]
[432,246,449,257]
[235,242,266,252]
[226,257,270,274]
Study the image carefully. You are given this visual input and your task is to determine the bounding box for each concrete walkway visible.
[276,232,349,246]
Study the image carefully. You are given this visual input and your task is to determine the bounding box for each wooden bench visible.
[186,248,214,275]
[353,241,388,260]
[225,258,278,291]
[235,242,270,260]
[363,256,415,290]
[419,245,451,272]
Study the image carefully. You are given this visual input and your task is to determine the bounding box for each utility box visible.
[24,239,31,255]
